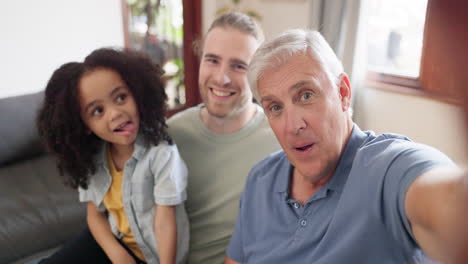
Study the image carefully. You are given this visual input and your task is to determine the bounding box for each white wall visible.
[355,87,467,166]
[0,0,124,98]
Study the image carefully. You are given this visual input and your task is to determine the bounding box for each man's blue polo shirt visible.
[227,125,455,264]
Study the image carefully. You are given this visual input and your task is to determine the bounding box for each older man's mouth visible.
[295,144,314,152]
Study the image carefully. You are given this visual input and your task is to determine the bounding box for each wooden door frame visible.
[120,0,202,116]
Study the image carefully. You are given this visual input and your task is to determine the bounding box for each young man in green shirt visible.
[167,12,280,264]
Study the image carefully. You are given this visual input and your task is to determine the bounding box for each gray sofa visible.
[0,92,86,264]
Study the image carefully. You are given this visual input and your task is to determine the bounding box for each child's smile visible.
[78,68,140,152]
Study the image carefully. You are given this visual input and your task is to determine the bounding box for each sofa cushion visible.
[0,155,86,263]
[0,91,45,165]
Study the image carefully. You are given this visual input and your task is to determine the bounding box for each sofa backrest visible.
[0,91,45,166]
[0,92,86,263]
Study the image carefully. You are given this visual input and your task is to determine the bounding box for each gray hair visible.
[248,29,344,101]
[194,12,264,56]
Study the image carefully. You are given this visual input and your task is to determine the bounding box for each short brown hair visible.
[194,12,264,57]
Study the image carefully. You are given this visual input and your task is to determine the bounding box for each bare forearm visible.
[448,171,468,263]
[87,202,132,263]
[155,205,177,264]
[406,168,468,263]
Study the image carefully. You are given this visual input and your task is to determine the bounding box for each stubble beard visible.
[205,99,248,120]
[200,84,251,120]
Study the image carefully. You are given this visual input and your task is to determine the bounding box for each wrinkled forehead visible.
[257,53,329,90]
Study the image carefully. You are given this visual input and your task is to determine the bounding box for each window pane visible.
[367,0,428,78]
[126,0,185,109]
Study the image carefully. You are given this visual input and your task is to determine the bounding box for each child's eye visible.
[91,107,104,116]
[116,94,127,103]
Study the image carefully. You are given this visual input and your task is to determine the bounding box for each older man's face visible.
[258,53,352,182]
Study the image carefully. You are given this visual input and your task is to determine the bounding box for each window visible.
[367,0,428,78]
[367,0,466,103]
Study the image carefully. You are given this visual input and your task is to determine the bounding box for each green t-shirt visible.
[167,104,281,264]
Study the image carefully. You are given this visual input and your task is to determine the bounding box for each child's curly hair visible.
[37,48,172,190]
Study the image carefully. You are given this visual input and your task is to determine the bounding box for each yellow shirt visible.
[103,149,145,261]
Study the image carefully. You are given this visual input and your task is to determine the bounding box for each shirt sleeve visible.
[151,144,188,206]
[381,140,456,246]
[226,188,246,262]
[78,186,106,212]
[78,186,91,202]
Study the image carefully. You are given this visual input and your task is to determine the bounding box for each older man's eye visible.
[301,92,313,101]
[271,105,282,112]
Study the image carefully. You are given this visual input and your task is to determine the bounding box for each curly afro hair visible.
[37,48,172,189]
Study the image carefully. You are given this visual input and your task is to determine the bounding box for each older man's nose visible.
[286,109,307,135]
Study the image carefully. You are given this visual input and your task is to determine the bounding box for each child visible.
[37,48,189,264]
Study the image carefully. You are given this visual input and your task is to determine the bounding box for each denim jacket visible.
[79,137,189,263]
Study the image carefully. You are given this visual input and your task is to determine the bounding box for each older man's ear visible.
[338,73,351,112]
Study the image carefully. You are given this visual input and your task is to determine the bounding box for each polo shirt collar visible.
[275,124,369,195]
[326,124,368,193]
[275,154,292,193]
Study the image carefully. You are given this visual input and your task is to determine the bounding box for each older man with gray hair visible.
[224,29,468,264]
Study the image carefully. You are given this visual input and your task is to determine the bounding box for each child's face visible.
[78,68,139,151]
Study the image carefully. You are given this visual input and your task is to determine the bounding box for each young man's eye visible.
[206,58,218,64]
[116,94,127,103]
[232,63,247,72]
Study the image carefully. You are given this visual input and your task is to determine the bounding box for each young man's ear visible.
[338,73,352,112]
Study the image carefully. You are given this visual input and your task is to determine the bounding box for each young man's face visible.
[198,27,259,119]
[258,53,352,183]
[78,68,139,151]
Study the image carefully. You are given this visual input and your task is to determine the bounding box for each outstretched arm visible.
[155,205,177,264]
[87,202,136,264]
[405,167,468,263]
